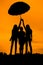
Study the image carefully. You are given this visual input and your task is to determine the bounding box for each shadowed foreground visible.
[0,52,43,65]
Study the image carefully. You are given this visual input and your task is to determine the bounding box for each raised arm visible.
[23,20,26,30]
[18,19,21,29]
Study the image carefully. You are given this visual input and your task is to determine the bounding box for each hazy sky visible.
[0,0,43,54]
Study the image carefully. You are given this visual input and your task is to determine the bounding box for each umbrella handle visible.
[20,15,22,20]
[20,16,24,24]
[19,15,21,25]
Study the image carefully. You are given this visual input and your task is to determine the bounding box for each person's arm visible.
[9,36,12,41]
[30,29,32,41]
[23,20,26,30]
[18,19,21,30]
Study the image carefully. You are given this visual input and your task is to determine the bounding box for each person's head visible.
[20,27,23,31]
[13,24,17,29]
[20,18,24,23]
[26,24,30,30]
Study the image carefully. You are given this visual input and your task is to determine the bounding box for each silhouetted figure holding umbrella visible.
[22,19,32,54]
[18,27,25,54]
[8,1,30,55]
[10,21,21,55]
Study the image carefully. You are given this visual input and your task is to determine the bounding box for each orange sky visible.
[0,0,43,54]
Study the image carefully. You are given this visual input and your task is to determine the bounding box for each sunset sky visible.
[0,0,43,55]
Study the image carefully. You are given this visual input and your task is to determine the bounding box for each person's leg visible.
[15,39,17,54]
[10,41,14,55]
[19,41,21,54]
[25,42,28,54]
[19,41,23,54]
[20,42,23,54]
[20,45,22,54]
[22,45,24,54]
[29,41,32,54]
[21,45,23,54]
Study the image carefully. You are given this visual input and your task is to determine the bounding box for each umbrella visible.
[8,1,30,15]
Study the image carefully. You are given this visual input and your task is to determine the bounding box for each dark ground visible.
[0,52,43,65]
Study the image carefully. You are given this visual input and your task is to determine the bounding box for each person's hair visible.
[26,24,30,29]
[13,24,17,29]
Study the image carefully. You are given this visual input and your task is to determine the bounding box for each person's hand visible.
[20,18,22,24]
[21,19,24,24]
[22,20,24,26]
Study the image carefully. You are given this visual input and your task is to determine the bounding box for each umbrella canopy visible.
[8,1,30,15]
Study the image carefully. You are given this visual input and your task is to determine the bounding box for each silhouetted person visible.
[10,21,21,55]
[21,19,32,54]
[18,27,25,54]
